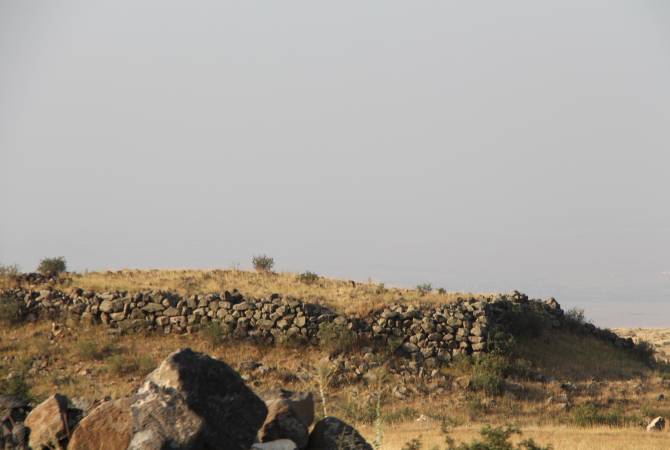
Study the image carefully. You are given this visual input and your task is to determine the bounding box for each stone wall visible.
[0,287,635,365]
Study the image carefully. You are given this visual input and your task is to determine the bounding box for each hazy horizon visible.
[2,1,669,327]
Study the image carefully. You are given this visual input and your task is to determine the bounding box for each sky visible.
[1,1,669,327]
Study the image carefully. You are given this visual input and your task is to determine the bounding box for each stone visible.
[132,348,267,450]
[259,390,313,448]
[307,417,372,450]
[264,389,314,427]
[259,401,308,449]
[646,416,666,432]
[142,303,164,313]
[68,397,133,450]
[25,394,80,450]
[129,382,204,450]
[252,440,298,450]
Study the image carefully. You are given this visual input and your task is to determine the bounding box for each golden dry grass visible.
[359,422,670,450]
[46,268,487,315]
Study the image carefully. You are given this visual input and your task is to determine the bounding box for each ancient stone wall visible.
[0,287,634,365]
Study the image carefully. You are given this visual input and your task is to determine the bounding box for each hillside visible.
[1,269,669,449]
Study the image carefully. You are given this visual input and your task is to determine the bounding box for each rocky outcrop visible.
[67,397,133,450]
[131,348,268,450]
[307,417,372,450]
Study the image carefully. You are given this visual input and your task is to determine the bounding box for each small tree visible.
[297,271,319,285]
[37,257,67,276]
[416,283,432,295]
[252,255,274,272]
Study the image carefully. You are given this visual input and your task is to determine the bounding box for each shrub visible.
[37,256,67,276]
[437,287,447,295]
[401,424,554,450]
[297,271,319,285]
[416,283,432,295]
[497,304,549,338]
[401,438,422,450]
[563,307,588,333]
[0,264,20,278]
[469,355,508,396]
[75,339,115,361]
[318,321,358,354]
[0,371,31,401]
[0,295,25,326]
[202,321,227,348]
[252,255,274,272]
[107,354,154,376]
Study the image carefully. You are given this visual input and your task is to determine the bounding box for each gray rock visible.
[307,417,372,450]
[131,348,267,450]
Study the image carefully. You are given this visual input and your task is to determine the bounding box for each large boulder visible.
[130,348,267,450]
[68,397,133,450]
[307,417,372,450]
[24,394,81,450]
[128,382,205,450]
[259,390,314,449]
[646,416,666,432]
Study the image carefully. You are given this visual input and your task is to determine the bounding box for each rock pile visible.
[0,348,373,450]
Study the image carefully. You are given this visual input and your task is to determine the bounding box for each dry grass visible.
[49,269,485,315]
[360,422,670,450]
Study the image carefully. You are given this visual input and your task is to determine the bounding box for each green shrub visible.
[469,354,509,396]
[0,296,25,326]
[37,256,67,276]
[0,371,31,401]
[416,283,433,295]
[252,255,274,272]
[498,304,550,338]
[318,321,358,354]
[297,271,319,285]
[563,308,588,332]
[202,321,227,347]
[437,288,447,295]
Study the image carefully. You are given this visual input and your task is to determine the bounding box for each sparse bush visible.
[107,354,154,376]
[0,295,25,326]
[252,255,274,272]
[416,283,433,295]
[202,321,227,348]
[498,304,550,338]
[469,354,509,396]
[631,339,655,365]
[439,424,553,450]
[297,271,319,285]
[0,371,31,401]
[401,437,423,450]
[437,287,447,295]
[563,307,588,332]
[0,264,20,278]
[37,256,67,276]
[318,321,358,354]
[75,339,115,361]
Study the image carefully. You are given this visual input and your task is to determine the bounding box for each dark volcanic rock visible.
[130,348,267,450]
[307,417,372,450]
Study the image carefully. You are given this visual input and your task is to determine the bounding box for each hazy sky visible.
[1,1,669,326]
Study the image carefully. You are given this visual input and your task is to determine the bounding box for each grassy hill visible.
[1,268,669,449]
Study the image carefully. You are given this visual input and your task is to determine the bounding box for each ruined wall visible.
[0,287,634,367]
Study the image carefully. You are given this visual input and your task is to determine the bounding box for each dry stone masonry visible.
[0,287,636,368]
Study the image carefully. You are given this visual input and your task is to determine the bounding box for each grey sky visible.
[1,1,669,326]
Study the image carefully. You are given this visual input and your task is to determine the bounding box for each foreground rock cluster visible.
[0,348,373,450]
